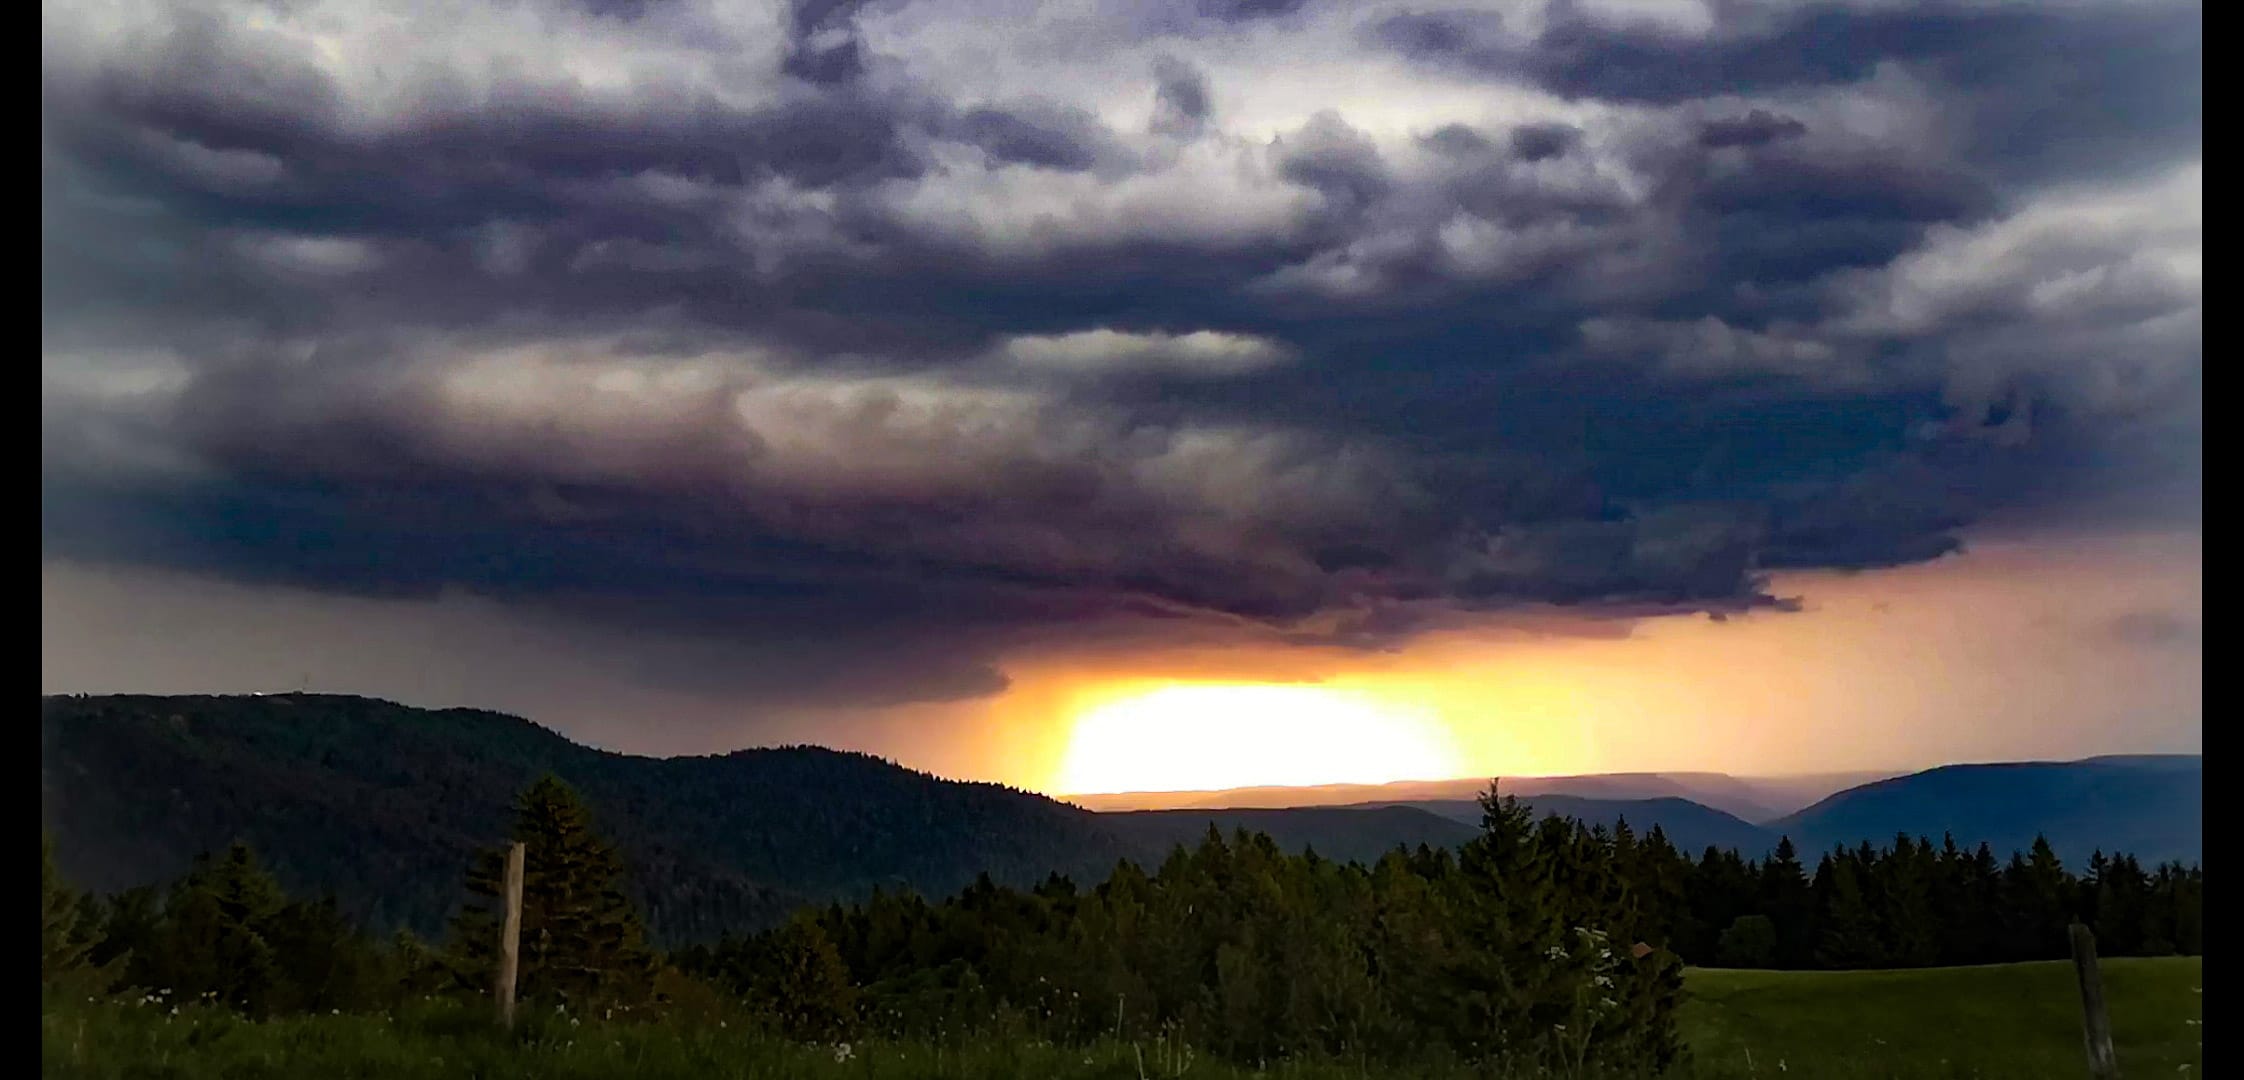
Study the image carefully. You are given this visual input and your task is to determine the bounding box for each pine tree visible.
[266,895,383,1013]
[448,775,656,1008]
[1960,842,2004,963]
[1630,825,1692,955]
[756,913,860,1040]
[1759,837,1814,967]
[41,833,99,989]
[136,843,291,1014]
[2092,854,2152,957]
[2002,835,2074,960]
[1445,785,1684,1072]
[1814,853,1884,968]
[1877,834,1938,967]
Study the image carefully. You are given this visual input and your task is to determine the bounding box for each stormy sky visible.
[42,0,2200,785]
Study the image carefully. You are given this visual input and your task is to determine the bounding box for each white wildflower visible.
[833,1043,854,1063]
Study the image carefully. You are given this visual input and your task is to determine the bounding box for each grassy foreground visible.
[42,958,2201,1079]
[1678,957,2202,1078]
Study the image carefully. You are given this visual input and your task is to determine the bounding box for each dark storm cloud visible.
[1508,122,1581,161]
[950,104,1112,170]
[1196,0,1310,20]
[1151,56,1213,136]
[41,0,2198,707]
[1698,109,1806,149]
[784,0,876,84]
[579,0,673,19]
[1275,112,1390,209]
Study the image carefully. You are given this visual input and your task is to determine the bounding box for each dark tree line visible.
[676,812,2199,1062]
[41,777,671,1020]
[680,790,1688,1071]
[1659,832,2201,970]
[42,776,2202,1074]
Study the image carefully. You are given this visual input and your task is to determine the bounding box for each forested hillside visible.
[41,694,1139,943]
[43,694,2205,951]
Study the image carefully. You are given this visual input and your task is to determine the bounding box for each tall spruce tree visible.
[1758,837,1815,967]
[1813,852,1884,968]
[2002,835,2074,960]
[1878,834,1939,967]
[448,775,656,1008]
[115,843,293,1014]
[41,833,99,989]
[1448,785,1683,1071]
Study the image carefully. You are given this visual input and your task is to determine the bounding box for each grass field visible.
[1677,957,2202,1078]
[41,958,2201,1079]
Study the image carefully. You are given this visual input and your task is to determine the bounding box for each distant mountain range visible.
[1065,770,1894,823]
[41,694,2200,945]
[1771,754,2203,867]
[1343,794,1781,858]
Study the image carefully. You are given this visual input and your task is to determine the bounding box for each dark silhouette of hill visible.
[43,693,2201,949]
[1097,805,1480,865]
[1772,756,2202,867]
[1066,770,1893,822]
[1347,795,1779,857]
[41,693,1141,944]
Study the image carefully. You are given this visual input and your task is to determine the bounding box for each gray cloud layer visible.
[42,0,2201,706]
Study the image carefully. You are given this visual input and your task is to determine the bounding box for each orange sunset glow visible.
[43,528,2201,796]
[916,527,2203,797]
[1053,683,1463,795]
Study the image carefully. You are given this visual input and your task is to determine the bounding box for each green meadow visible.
[42,957,2200,1080]
[1678,957,2203,1078]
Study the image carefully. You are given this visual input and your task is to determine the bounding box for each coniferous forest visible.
[42,770,2202,1075]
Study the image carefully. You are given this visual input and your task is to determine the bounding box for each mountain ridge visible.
[1064,769,1897,822]
[42,694,2201,946]
[1773,756,2202,867]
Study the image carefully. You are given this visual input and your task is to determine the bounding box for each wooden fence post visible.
[496,841,525,1030]
[2069,921,2120,1079]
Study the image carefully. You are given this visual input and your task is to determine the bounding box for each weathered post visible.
[496,841,526,1030]
[2069,921,2120,1079]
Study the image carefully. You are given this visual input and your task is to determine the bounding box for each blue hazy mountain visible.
[1093,757,2203,871]
[1337,795,1780,858]
[1771,755,2201,866]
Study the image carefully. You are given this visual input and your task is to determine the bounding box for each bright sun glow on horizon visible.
[1053,683,1464,795]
